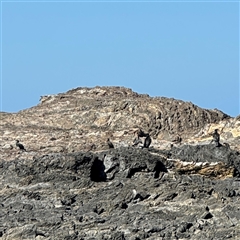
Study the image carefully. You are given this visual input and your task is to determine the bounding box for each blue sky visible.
[1,0,239,117]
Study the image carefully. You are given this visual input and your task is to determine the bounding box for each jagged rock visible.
[1,86,238,162]
[0,145,240,239]
[1,87,240,239]
[1,144,13,150]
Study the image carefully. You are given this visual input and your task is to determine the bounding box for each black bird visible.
[16,140,26,151]
[143,134,152,148]
[211,129,220,147]
[107,138,114,149]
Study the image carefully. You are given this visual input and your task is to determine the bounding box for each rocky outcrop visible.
[1,145,240,239]
[1,86,239,162]
[1,86,240,239]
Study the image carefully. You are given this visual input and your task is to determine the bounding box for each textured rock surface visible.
[1,86,239,163]
[0,146,240,239]
[0,86,240,239]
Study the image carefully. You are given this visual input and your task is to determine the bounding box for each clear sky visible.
[1,0,239,117]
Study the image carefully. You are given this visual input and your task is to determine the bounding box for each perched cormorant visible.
[143,134,152,148]
[16,140,26,151]
[107,138,114,149]
[211,129,220,147]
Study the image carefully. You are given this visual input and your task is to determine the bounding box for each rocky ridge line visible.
[0,86,240,239]
[1,86,239,162]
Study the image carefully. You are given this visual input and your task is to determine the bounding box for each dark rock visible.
[1,146,240,239]
[202,212,214,219]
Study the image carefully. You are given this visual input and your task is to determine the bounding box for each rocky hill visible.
[0,86,240,239]
[1,86,239,161]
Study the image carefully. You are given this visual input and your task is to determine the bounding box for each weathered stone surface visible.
[0,86,240,239]
[0,145,240,239]
[1,86,239,162]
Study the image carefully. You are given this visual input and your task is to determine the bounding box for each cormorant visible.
[211,129,220,147]
[16,140,26,151]
[143,134,152,148]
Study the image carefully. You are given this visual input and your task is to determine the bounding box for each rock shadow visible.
[154,161,168,178]
[90,157,106,182]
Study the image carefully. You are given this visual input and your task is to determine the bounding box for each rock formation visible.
[0,86,240,239]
